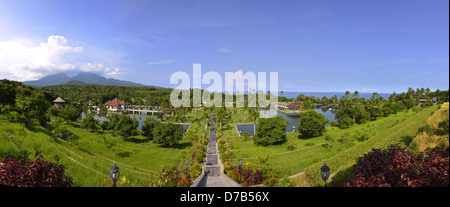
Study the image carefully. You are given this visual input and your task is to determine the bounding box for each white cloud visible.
[0,35,123,81]
[148,60,173,65]
[362,87,377,92]
[217,47,230,53]
[79,63,124,78]
[104,67,123,78]
[225,69,258,92]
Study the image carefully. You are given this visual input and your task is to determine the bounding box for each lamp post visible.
[239,160,243,171]
[185,160,189,179]
[320,162,330,187]
[109,162,120,187]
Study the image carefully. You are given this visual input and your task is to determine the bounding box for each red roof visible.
[287,101,303,108]
[105,98,128,106]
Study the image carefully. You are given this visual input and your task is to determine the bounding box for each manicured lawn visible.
[0,118,202,186]
[217,106,439,181]
[1,105,438,187]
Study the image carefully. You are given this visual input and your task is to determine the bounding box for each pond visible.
[236,107,338,136]
[80,112,190,133]
[236,124,256,136]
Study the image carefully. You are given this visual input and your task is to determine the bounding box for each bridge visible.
[125,105,162,116]
[190,111,241,187]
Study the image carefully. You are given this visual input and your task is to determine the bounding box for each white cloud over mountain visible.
[0,35,123,81]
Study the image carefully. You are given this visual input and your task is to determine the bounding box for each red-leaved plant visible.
[229,165,264,187]
[340,145,449,187]
[0,152,73,187]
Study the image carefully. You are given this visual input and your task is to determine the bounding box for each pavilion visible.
[53,97,66,108]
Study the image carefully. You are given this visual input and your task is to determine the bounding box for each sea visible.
[279,91,391,100]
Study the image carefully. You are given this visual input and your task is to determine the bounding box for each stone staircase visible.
[190,111,241,187]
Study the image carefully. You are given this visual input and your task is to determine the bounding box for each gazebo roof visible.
[287,101,303,108]
[53,97,65,103]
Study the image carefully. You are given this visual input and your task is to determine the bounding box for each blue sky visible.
[0,0,448,93]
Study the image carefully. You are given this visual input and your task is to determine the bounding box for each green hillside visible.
[0,114,193,187]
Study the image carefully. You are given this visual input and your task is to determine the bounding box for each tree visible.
[366,106,383,120]
[248,108,259,134]
[15,88,50,122]
[253,116,287,146]
[100,120,109,131]
[113,114,138,140]
[382,106,394,117]
[0,79,17,112]
[298,110,328,138]
[101,135,118,158]
[330,120,338,127]
[215,107,227,132]
[420,100,433,108]
[391,101,406,113]
[107,113,120,130]
[49,116,69,137]
[62,105,81,123]
[99,104,108,116]
[142,118,158,139]
[338,116,355,129]
[81,113,99,132]
[152,122,183,148]
[402,98,416,109]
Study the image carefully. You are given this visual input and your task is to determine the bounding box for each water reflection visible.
[80,112,190,132]
[237,107,338,135]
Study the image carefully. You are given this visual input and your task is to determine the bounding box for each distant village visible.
[53,96,308,115]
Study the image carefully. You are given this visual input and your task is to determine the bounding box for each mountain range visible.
[23,72,158,88]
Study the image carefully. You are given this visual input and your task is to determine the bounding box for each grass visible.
[302,105,439,186]
[217,105,439,185]
[1,105,439,187]
[408,103,449,153]
[0,116,203,187]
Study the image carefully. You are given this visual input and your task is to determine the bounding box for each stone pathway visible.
[191,110,241,187]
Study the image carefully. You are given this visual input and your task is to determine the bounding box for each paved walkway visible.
[191,110,241,187]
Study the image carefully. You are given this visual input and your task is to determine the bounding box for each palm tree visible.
[215,107,226,133]
[249,108,259,135]
[173,114,182,123]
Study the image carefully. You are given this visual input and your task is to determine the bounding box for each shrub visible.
[354,130,371,142]
[338,132,353,144]
[158,167,191,187]
[298,110,328,138]
[254,116,287,146]
[286,136,296,151]
[263,172,279,187]
[152,122,183,148]
[338,117,354,129]
[340,145,449,187]
[420,100,433,108]
[81,113,99,132]
[49,117,69,137]
[242,132,251,141]
[229,165,264,187]
[330,120,338,127]
[0,152,73,187]
[141,118,158,139]
[100,120,109,131]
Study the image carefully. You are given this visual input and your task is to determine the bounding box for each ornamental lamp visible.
[320,162,330,187]
[109,162,120,187]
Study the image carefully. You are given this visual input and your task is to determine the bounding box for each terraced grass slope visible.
[0,118,195,186]
[220,106,438,185]
[301,105,439,186]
